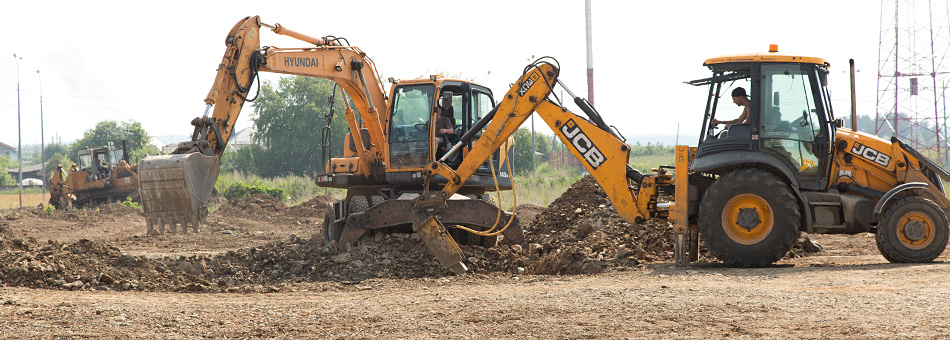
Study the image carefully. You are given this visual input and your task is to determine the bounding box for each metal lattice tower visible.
[875,0,950,164]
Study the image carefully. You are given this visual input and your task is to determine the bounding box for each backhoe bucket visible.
[138,153,220,233]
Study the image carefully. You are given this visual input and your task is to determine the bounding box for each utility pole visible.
[585,0,595,105]
[37,69,45,195]
[13,53,23,208]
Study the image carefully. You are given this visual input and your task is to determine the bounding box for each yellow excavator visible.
[413,47,949,273]
[138,16,518,241]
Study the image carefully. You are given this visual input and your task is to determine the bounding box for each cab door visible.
[757,63,832,190]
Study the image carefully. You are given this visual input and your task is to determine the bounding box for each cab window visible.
[759,64,822,174]
[389,84,435,168]
[470,91,494,130]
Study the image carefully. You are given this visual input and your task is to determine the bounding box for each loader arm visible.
[139,15,390,231]
[414,60,661,273]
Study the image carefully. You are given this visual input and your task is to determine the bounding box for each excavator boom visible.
[139,16,389,232]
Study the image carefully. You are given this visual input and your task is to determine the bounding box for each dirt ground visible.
[1,179,949,339]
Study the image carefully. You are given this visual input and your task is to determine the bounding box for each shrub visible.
[121,197,140,209]
[222,182,285,201]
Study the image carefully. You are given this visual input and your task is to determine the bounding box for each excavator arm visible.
[414,60,669,273]
[139,16,390,232]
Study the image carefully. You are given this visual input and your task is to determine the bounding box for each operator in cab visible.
[711,87,751,130]
[435,91,457,158]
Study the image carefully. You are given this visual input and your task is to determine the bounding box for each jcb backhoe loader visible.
[138,16,519,242]
[413,48,949,273]
[49,142,139,209]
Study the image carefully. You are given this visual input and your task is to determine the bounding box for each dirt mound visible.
[214,194,287,220]
[0,236,199,291]
[513,204,544,227]
[463,176,673,275]
[286,195,336,219]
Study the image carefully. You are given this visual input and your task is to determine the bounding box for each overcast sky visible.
[0,1,896,148]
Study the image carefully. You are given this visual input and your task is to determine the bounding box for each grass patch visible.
[0,187,45,195]
[215,171,345,205]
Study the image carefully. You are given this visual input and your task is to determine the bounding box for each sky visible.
[0,1,892,149]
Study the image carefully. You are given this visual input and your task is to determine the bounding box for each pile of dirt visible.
[214,194,287,220]
[2,203,141,224]
[0,236,202,292]
[285,195,335,219]
[0,230,450,292]
[463,176,674,275]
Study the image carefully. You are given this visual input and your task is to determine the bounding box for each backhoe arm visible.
[416,60,659,273]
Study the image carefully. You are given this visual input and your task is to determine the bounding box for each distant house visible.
[0,141,15,162]
[228,127,257,151]
[7,162,44,181]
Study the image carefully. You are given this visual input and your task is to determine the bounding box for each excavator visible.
[410,46,950,273]
[138,16,518,241]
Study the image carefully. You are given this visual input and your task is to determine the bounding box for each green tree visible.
[43,142,68,163]
[250,76,349,177]
[220,145,259,174]
[511,128,552,175]
[68,120,156,163]
[43,152,69,180]
[0,155,15,186]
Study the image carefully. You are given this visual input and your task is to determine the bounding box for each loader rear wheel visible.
[876,197,949,263]
[698,169,800,267]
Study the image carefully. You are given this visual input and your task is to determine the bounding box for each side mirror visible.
[834,118,845,128]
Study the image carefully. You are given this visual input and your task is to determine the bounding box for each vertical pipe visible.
[585,0,594,105]
[850,59,858,131]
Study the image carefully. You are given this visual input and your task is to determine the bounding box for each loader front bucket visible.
[138,153,220,233]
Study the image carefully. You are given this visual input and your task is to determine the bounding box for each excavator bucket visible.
[138,153,220,233]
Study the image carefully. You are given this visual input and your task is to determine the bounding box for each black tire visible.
[369,195,385,208]
[349,196,369,214]
[876,197,949,263]
[698,168,801,267]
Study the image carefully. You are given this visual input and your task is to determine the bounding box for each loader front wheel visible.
[698,169,801,267]
[876,197,949,263]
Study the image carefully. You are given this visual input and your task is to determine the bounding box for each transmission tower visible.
[875,0,950,165]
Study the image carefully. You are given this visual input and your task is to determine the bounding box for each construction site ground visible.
[1,177,949,339]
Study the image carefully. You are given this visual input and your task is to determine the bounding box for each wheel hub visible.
[902,219,928,242]
[736,207,761,230]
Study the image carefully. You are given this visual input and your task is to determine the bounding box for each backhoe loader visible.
[413,47,949,273]
[138,16,518,241]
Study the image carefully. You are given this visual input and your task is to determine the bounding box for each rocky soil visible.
[2,176,936,338]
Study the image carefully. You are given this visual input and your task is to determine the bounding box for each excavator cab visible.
[380,77,511,189]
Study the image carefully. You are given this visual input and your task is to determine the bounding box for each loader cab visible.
[690,50,835,191]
